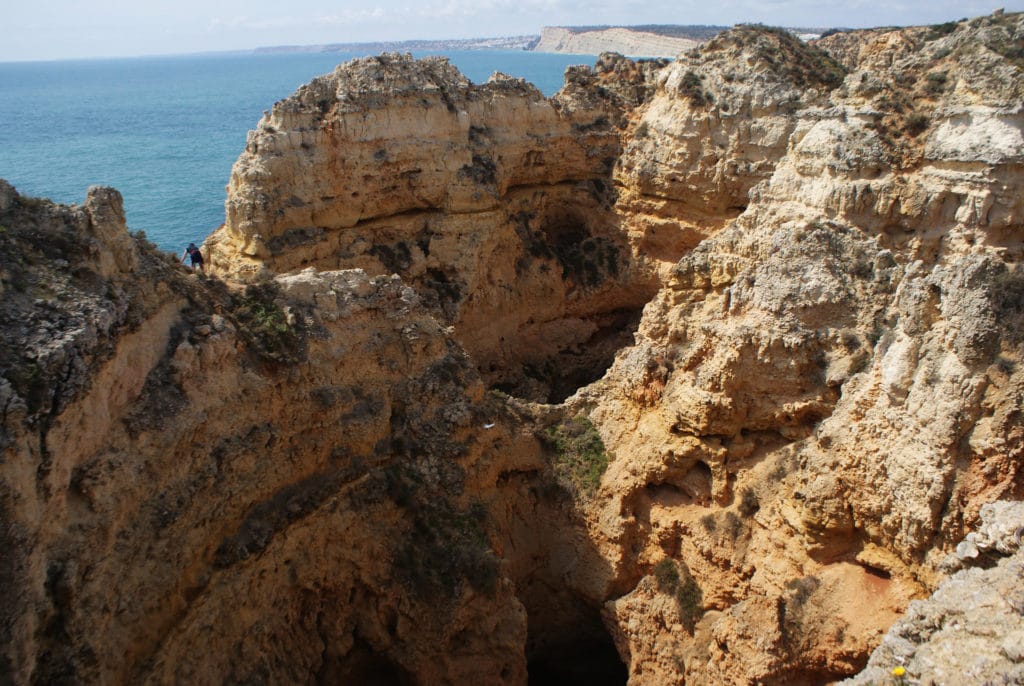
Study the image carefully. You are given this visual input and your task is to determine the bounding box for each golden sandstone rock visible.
[1,11,1023,685]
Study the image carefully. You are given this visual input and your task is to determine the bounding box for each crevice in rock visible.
[490,306,645,404]
[318,637,413,686]
[498,467,626,685]
[469,194,656,403]
[526,602,626,686]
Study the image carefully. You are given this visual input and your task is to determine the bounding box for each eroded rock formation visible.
[205,53,658,403]
[845,500,1024,685]
[2,11,1023,686]
[0,181,536,684]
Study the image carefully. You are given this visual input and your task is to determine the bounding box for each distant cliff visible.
[533,25,724,57]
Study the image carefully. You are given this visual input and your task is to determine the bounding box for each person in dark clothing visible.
[181,242,204,272]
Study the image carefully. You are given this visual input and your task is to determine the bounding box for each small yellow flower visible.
[892,666,906,677]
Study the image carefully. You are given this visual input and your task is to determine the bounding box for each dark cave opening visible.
[543,221,588,253]
[468,199,660,405]
[547,307,644,403]
[318,638,414,686]
[543,219,622,289]
[525,603,628,686]
[490,306,645,404]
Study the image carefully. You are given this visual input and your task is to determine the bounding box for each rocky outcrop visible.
[614,26,846,275]
[208,53,621,274]
[3,10,1024,686]
[534,26,701,58]
[845,501,1024,685]
[206,52,662,403]
[575,14,1024,684]
[0,183,549,685]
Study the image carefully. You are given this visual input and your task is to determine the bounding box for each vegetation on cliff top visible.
[704,24,847,90]
[555,24,728,40]
[0,187,166,419]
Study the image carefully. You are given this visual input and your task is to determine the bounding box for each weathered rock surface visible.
[614,25,846,275]
[574,14,1024,684]
[207,53,621,274]
[3,10,1024,686]
[0,184,543,685]
[206,52,662,404]
[845,501,1024,685]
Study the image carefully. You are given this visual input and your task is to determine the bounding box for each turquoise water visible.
[0,50,594,251]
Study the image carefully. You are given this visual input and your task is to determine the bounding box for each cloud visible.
[209,8,388,32]
[316,9,388,25]
[207,0,1024,41]
[412,0,599,19]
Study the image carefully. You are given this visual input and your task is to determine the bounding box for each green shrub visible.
[781,575,821,647]
[924,21,958,41]
[653,559,704,630]
[723,510,744,539]
[924,71,948,95]
[769,453,794,481]
[230,283,303,364]
[654,558,680,589]
[785,575,820,607]
[15,195,47,210]
[738,487,760,516]
[904,112,930,137]
[6,360,47,414]
[392,500,499,600]
[988,33,1024,68]
[993,265,1024,314]
[385,463,499,599]
[544,415,609,496]
[700,513,717,532]
[876,94,905,113]
[679,70,708,107]
[730,24,847,90]
[993,266,1024,343]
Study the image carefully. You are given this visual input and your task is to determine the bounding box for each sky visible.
[4,0,1023,62]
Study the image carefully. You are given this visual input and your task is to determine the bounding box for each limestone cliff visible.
[533,27,701,58]
[581,15,1024,683]
[3,10,1024,686]
[0,181,542,684]
[205,52,661,404]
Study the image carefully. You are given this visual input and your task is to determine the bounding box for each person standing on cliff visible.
[181,242,205,272]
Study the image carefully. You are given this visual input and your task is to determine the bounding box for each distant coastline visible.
[254,35,541,55]
[253,24,827,59]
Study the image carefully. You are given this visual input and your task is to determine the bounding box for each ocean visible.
[0,50,595,252]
